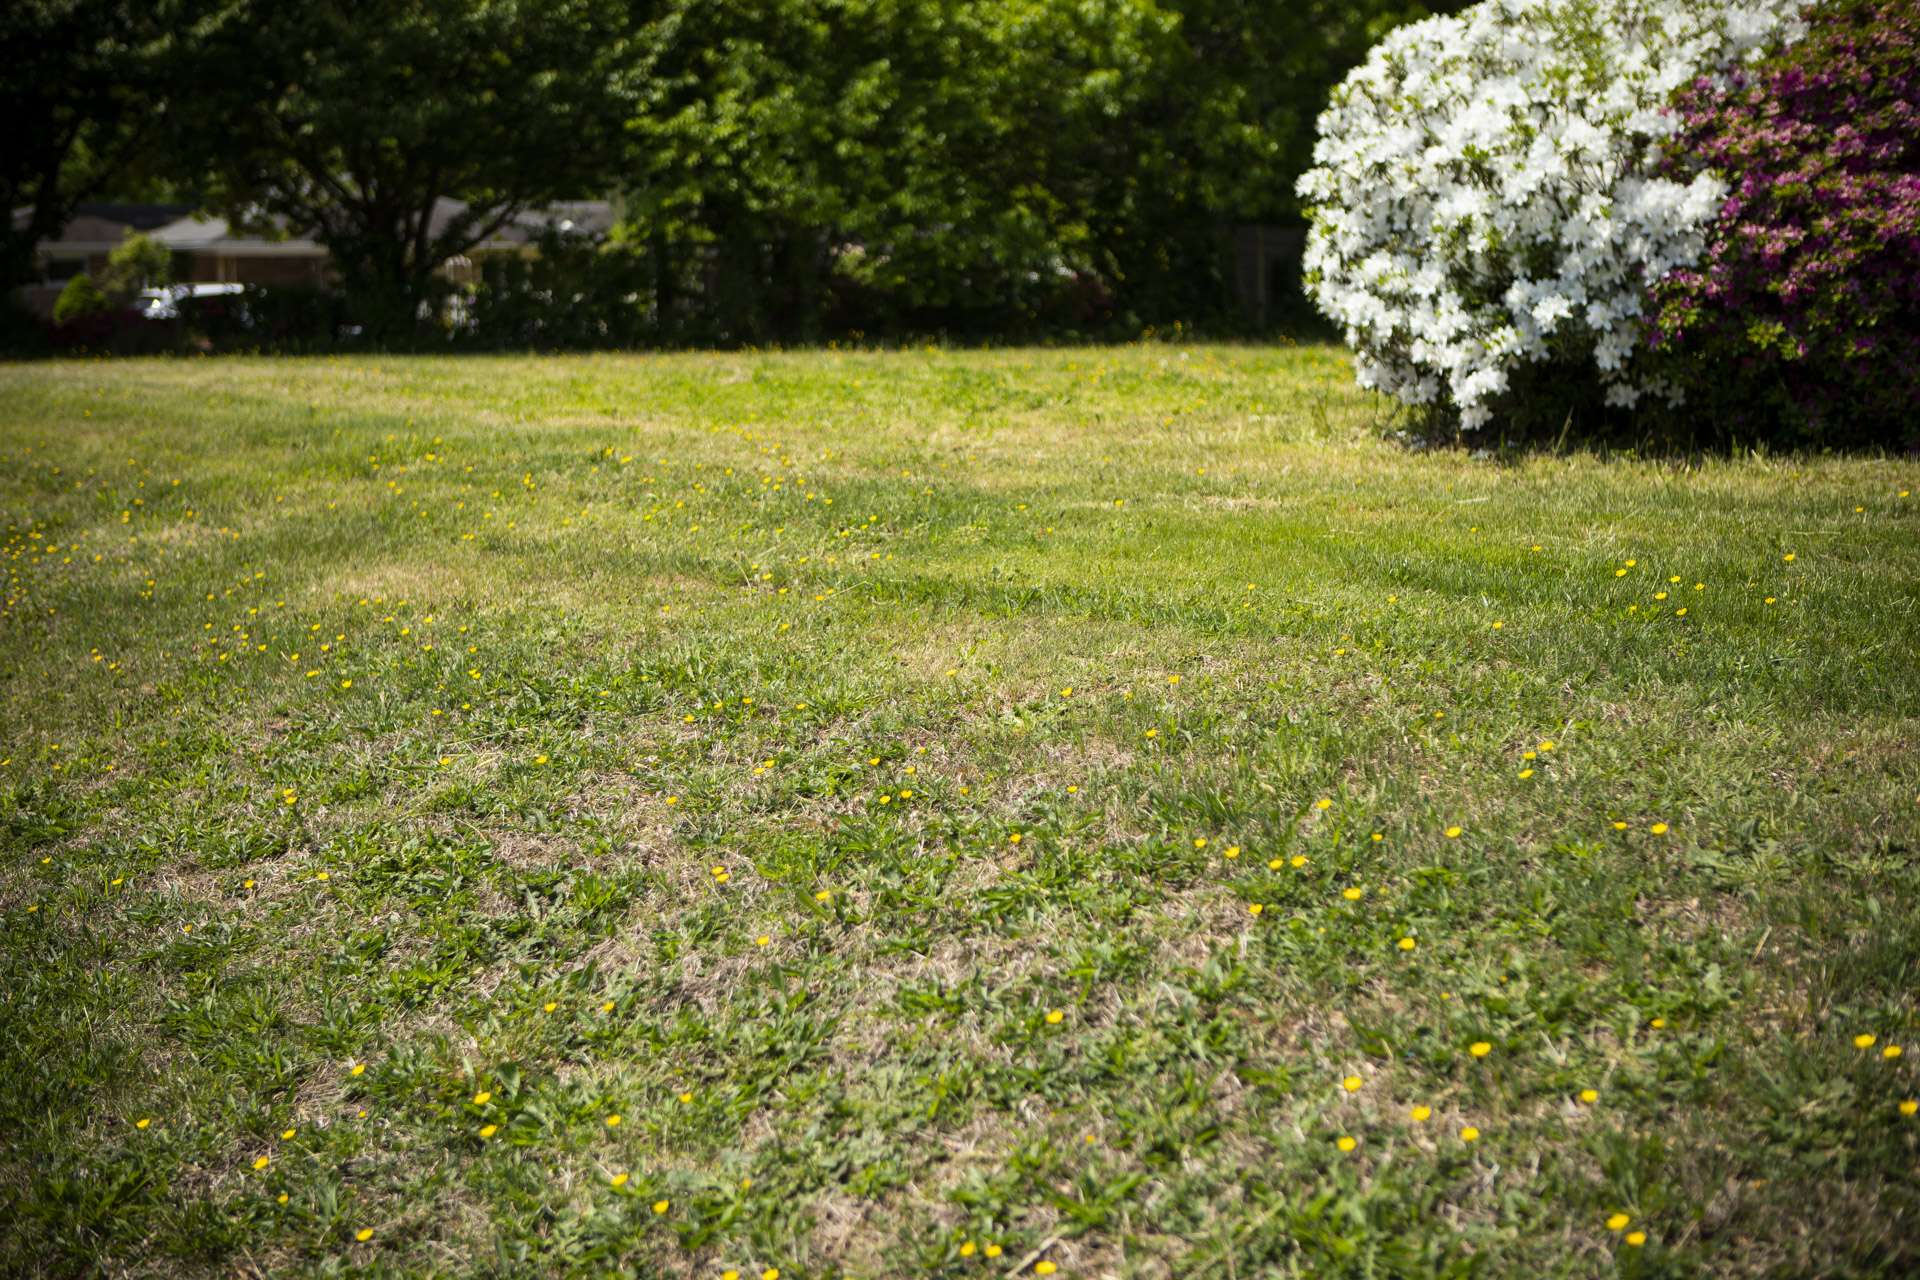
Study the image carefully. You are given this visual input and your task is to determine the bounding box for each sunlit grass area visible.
[2,345,1917,1278]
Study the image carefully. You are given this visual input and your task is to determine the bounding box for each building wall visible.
[179,253,327,287]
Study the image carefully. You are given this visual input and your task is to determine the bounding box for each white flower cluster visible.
[1297,0,1802,429]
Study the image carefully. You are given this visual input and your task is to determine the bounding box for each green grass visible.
[1,345,1917,1279]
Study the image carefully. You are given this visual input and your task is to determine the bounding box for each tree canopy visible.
[170,0,637,336]
[0,0,195,293]
[11,0,1460,342]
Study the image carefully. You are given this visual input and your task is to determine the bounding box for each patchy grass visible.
[1,345,1917,1279]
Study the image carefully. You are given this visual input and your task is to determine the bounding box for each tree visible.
[51,272,110,326]
[174,0,638,339]
[617,0,1462,340]
[0,0,194,294]
[102,232,172,297]
[621,0,1183,341]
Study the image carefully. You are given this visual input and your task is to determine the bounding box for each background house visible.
[11,199,615,317]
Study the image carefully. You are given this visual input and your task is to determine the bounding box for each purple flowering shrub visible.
[1648,0,1920,446]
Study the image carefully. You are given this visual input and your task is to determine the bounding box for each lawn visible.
[1,345,1916,1278]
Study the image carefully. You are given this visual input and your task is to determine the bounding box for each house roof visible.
[13,202,199,253]
[21,197,616,258]
[418,198,619,245]
[148,213,327,258]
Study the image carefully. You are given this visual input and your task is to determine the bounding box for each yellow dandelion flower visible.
[474,1091,491,1105]
[1046,1009,1065,1025]
[605,1113,621,1127]
[1883,1045,1902,1059]
[610,1172,629,1187]
[1649,822,1668,835]
[1606,1213,1630,1231]
[959,1242,977,1257]
[1854,1033,1877,1049]
[1342,886,1364,901]
[253,1155,270,1170]
[1469,1042,1491,1058]
[1445,826,1463,838]
[1335,1135,1357,1152]
[479,1124,497,1138]
[1342,1075,1363,1092]
[1290,854,1308,868]
[1410,1105,1431,1122]
[1579,1089,1598,1104]
[984,1244,1003,1259]
[1248,903,1264,916]
[1316,797,1332,811]
[1398,937,1417,952]
[355,1228,374,1243]
[652,1199,669,1215]
[1036,1263,1057,1276]
[1899,1100,1917,1117]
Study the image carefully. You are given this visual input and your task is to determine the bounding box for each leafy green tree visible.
[0,0,197,294]
[621,0,1181,340]
[618,0,1457,340]
[103,232,172,297]
[51,271,110,325]
[173,0,638,339]
[1061,0,1465,326]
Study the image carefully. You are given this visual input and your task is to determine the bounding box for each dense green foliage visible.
[101,232,172,297]
[11,0,1453,343]
[169,0,635,341]
[3,349,1917,1276]
[619,0,1445,342]
[0,0,199,294]
[49,271,109,326]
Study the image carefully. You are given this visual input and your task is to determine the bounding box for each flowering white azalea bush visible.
[1297,0,1802,430]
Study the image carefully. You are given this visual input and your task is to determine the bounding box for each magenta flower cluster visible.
[1648,0,1920,445]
